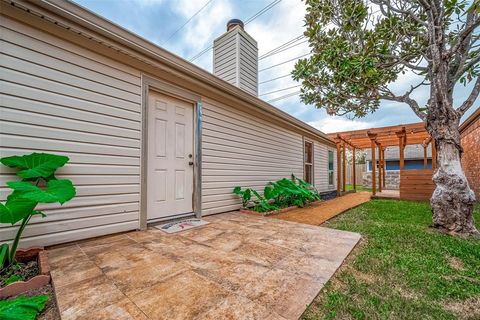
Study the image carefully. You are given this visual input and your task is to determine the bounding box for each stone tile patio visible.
[48,211,361,320]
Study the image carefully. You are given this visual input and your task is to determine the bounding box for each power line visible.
[260,39,309,60]
[244,0,282,24]
[266,91,301,103]
[260,84,301,97]
[259,73,292,84]
[163,0,214,45]
[189,0,283,62]
[259,52,311,72]
[259,34,304,59]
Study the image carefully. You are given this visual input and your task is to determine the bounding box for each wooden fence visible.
[345,163,366,186]
[399,169,435,201]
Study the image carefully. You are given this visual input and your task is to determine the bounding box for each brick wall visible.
[461,111,480,200]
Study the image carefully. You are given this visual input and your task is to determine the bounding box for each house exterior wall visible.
[0,4,336,247]
[460,110,480,200]
[0,15,142,247]
[202,98,303,215]
[314,142,337,192]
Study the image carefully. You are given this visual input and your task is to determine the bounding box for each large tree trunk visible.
[427,117,478,236]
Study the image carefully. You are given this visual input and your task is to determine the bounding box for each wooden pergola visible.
[328,122,434,196]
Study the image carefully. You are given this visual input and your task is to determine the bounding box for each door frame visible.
[140,75,202,230]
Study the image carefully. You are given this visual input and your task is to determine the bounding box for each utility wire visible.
[260,39,309,60]
[163,0,214,45]
[189,0,282,62]
[259,34,304,59]
[259,73,292,84]
[259,52,311,72]
[260,84,301,97]
[266,91,301,103]
[244,0,282,24]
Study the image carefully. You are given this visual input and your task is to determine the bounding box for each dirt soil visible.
[272,192,371,225]
[0,260,38,287]
[24,284,60,320]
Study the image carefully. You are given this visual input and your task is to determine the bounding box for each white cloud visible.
[308,117,377,133]
[131,0,166,7]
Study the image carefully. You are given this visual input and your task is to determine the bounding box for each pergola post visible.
[342,142,346,192]
[368,132,377,195]
[352,147,356,191]
[336,142,341,195]
[378,143,382,193]
[382,147,386,188]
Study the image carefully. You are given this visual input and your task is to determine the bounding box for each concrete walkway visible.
[48,212,360,320]
[273,192,371,225]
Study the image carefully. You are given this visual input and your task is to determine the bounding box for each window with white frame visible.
[328,150,334,185]
[304,140,313,184]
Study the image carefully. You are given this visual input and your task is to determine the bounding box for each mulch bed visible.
[0,260,39,287]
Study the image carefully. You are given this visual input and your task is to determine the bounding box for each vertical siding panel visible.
[0,16,142,247]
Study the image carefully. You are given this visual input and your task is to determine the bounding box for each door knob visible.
[189,161,194,166]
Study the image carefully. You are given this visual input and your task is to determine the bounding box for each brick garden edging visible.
[0,247,51,299]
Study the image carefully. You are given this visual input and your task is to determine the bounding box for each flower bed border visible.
[0,247,51,299]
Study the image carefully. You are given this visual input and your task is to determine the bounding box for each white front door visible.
[147,90,194,220]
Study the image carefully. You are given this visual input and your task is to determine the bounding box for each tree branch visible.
[371,0,428,27]
[457,76,480,116]
[380,88,427,121]
[448,12,480,58]
[454,51,480,82]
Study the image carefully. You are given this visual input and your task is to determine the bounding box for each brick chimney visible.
[213,19,258,96]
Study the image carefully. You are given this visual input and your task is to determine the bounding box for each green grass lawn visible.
[345,184,372,192]
[303,200,480,320]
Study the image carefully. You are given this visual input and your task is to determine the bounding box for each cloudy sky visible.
[75,0,478,133]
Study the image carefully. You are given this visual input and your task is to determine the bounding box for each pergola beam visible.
[328,122,433,197]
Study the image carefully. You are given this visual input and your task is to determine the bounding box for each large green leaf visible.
[0,196,36,225]
[0,153,69,180]
[0,295,49,320]
[7,180,76,204]
[0,243,9,269]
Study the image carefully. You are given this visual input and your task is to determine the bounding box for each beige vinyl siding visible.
[0,16,142,247]
[213,31,237,86]
[238,35,258,95]
[314,142,337,192]
[201,98,304,215]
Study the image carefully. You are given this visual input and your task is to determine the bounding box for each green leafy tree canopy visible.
[293,0,479,119]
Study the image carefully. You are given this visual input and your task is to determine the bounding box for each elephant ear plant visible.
[0,153,76,272]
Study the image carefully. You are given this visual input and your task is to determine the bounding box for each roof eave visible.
[19,0,334,146]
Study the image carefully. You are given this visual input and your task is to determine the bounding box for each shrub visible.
[0,153,76,272]
[233,175,320,213]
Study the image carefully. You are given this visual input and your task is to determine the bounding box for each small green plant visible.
[0,294,49,320]
[233,175,320,213]
[233,187,251,208]
[0,153,76,272]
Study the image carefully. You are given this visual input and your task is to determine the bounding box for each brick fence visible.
[461,108,480,200]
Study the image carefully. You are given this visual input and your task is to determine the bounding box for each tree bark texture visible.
[426,98,478,236]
